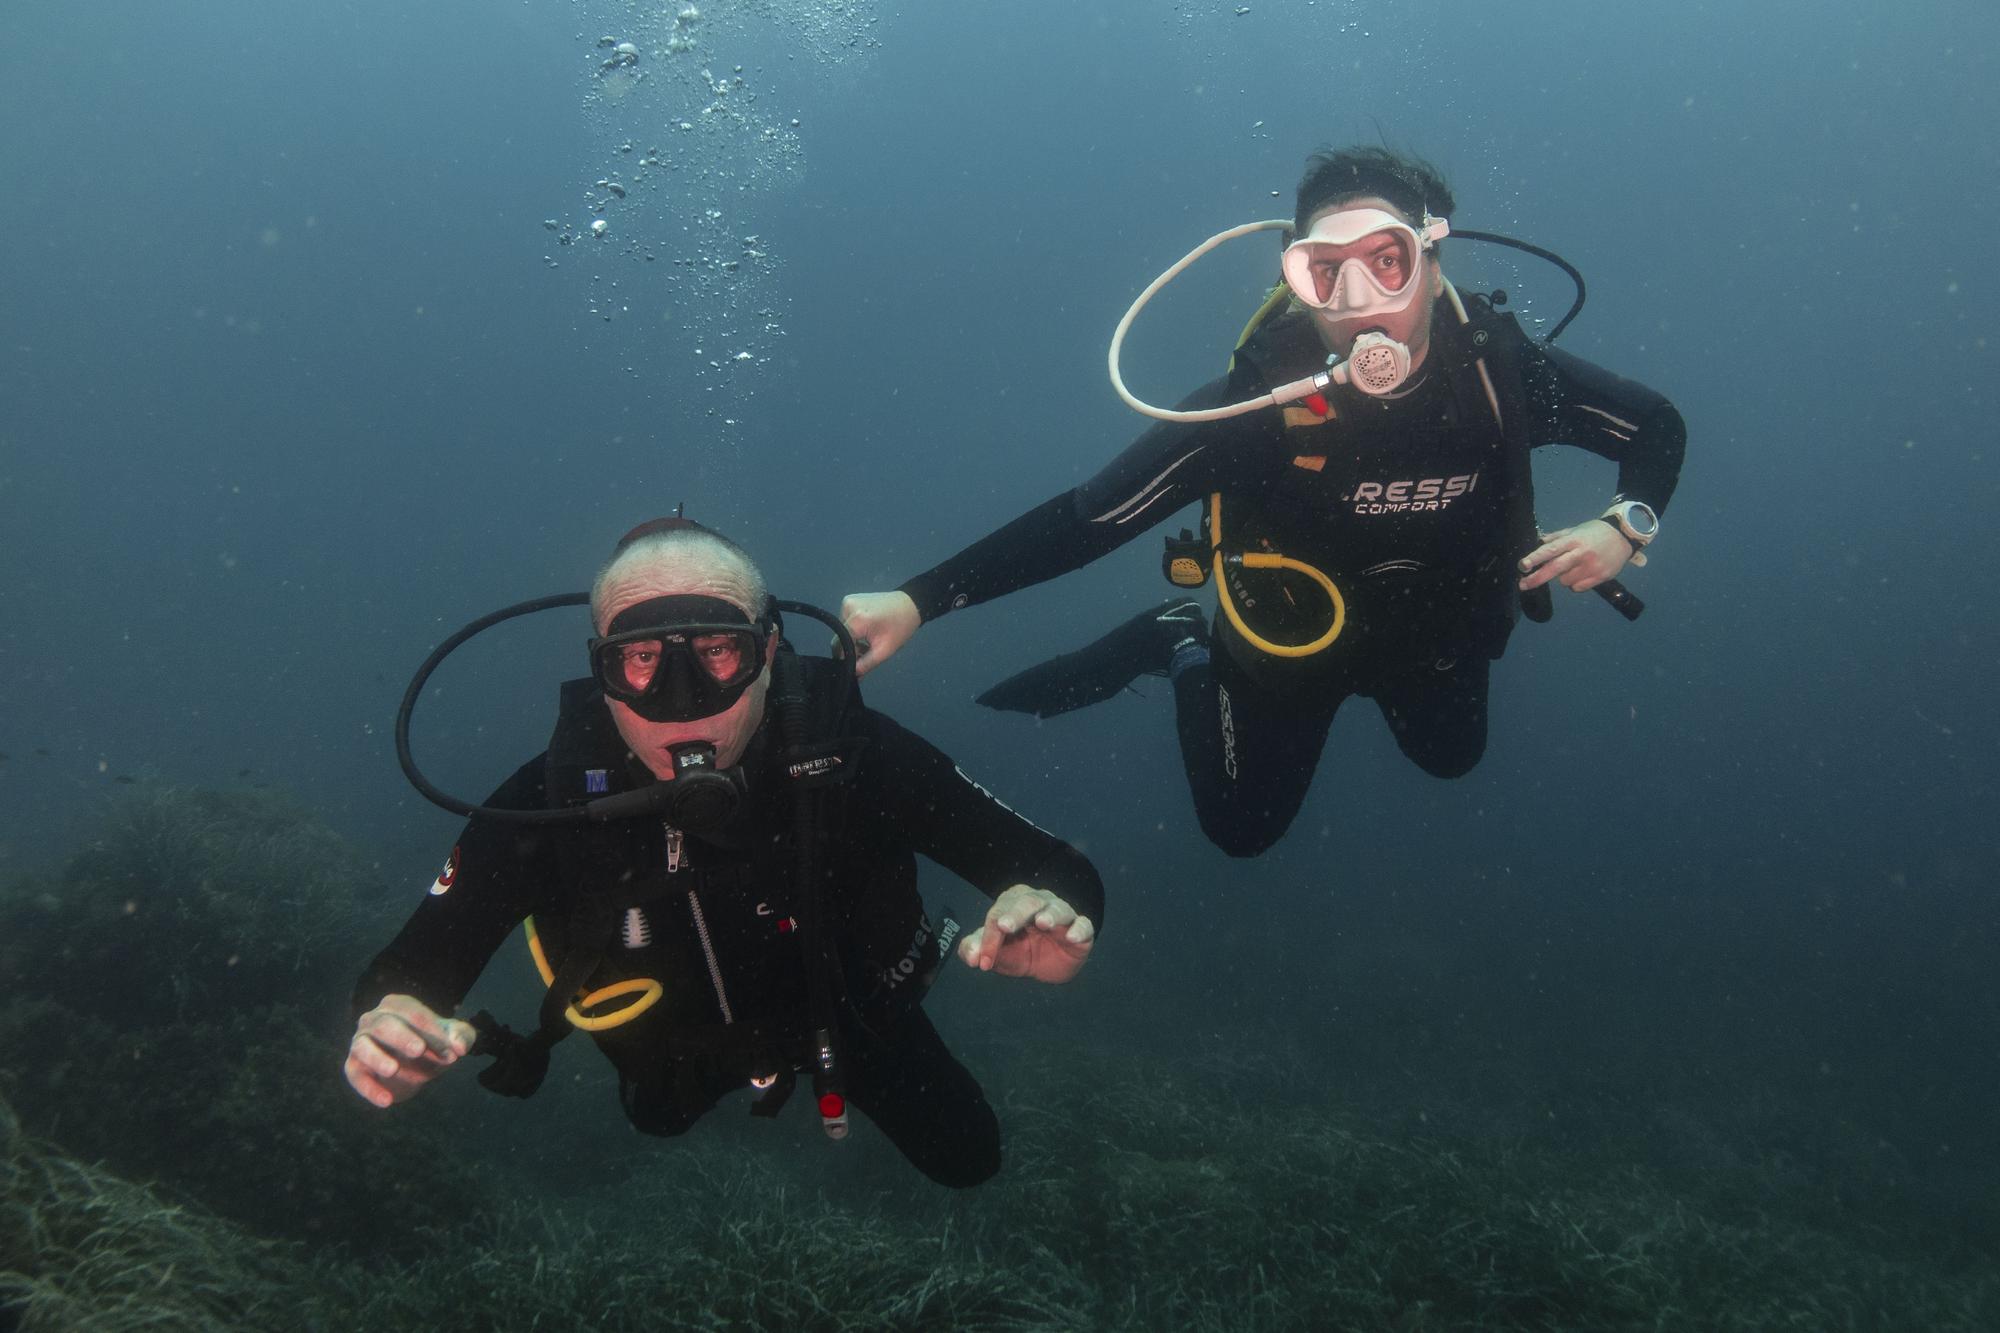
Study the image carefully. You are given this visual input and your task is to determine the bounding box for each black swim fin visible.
[975,600,1206,719]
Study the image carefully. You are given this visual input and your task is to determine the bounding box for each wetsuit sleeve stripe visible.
[897,489,1133,624]
[895,377,1245,622]
[1090,445,1209,523]
[1524,342,1687,512]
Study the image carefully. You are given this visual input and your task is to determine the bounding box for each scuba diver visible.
[840,146,1686,858]
[345,517,1101,1187]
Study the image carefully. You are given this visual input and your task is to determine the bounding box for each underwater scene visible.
[2,1,1995,1329]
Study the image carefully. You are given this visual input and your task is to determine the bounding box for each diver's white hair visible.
[590,527,769,631]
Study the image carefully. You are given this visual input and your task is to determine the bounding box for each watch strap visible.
[1597,514,1639,552]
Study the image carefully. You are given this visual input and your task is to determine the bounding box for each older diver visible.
[347,517,1100,1186]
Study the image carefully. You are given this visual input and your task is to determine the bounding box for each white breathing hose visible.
[1108,218,1337,423]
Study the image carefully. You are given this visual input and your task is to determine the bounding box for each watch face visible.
[1625,504,1659,537]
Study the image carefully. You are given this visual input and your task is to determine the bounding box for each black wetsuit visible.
[352,670,1103,1188]
[900,300,1686,856]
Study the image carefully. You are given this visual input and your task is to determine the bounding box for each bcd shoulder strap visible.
[1436,290,1552,622]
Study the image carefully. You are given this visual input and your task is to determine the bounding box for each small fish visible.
[237,768,253,778]
[33,747,51,757]
[0,752,10,761]
[113,775,137,785]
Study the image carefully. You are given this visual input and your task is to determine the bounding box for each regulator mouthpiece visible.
[1340,331,1413,397]
[662,742,746,832]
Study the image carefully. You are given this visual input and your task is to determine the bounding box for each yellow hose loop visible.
[565,978,664,1031]
[1207,493,1347,658]
[523,916,667,1032]
[1220,554,1346,657]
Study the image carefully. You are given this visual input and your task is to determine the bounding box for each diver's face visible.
[1301,196,1441,366]
[601,603,776,780]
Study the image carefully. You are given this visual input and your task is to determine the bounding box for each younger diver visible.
[841,146,1686,857]
[346,517,1100,1187]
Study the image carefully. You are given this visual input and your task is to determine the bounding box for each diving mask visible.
[1281,208,1449,322]
[590,593,772,723]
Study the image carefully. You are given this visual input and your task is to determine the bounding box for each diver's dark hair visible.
[1294,146,1457,233]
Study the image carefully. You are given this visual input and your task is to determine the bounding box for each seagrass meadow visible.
[1,787,1994,1331]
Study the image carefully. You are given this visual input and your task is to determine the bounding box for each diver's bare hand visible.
[959,884,1095,984]
[838,590,921,677]
[1518,520,1632,594]
[344,994,476,1109]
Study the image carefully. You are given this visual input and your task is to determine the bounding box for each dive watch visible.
[1599,499,1659,550]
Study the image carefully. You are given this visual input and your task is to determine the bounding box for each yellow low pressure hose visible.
[1230,283,1294,375]
[524,916,664,1032]
[1209,494,1346,658]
